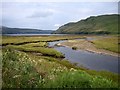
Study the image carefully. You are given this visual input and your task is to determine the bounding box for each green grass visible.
[2,35,84,45]
[41,56,80,69]
[85,69,119,83]
[45,70,118,88]
[2,35,120,88]
[5,41,64,58]
[2,48,119,88]
[2,48,68,88]
[53,14,119,34]
[22,42,48,47]
[6,44,64,58]
[30,53,120,84]
[92,37,119,53]
[2,48,42,88]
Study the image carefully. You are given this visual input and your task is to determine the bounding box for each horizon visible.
[1,2,118,30]
[2,13,119,31]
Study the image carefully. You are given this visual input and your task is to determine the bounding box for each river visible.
[49,40,119,74]
[2,34,119,73]
[3,34,68,36]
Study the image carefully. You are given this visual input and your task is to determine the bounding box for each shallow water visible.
[49,40,119,74]
[3,34,68,36]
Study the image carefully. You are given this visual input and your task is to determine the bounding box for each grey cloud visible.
[2,2,118,30]
[28,9,55,18]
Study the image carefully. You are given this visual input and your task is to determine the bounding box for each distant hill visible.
[53,14,119,34]
[1,26,53,34]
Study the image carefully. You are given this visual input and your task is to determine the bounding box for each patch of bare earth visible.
[59,39,118,57]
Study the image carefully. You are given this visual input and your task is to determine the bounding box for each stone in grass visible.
[72,46,77,50]
[55,43,62,47]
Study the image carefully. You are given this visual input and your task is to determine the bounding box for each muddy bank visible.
[58,39,119,57]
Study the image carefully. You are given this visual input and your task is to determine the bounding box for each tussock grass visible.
[2,48,119,88]
[2,48,42,88]
[92,37,119,53]
[2,48,68,88]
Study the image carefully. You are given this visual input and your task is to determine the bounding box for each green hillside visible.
[53,14,119,34]
[1,26,53,34]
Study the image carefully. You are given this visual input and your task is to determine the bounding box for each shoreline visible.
[57,40,119,57]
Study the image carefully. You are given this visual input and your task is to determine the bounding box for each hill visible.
[53,14,119,34]
[1,26,53,34]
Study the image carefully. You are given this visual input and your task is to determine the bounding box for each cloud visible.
[28,9,56,18]
[54,24,61,27]
[78,8,93,14]
[1,0,119,2]
[1,2,118,30]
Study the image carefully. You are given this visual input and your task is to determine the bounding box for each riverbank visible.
[58,36,119,57]
[2,48,119,88]
[2,35,119,88]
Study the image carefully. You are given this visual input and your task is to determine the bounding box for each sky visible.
[1,2,118,30]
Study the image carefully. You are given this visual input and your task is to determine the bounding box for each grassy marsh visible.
[2,48,119,88]
[2,35,120,88]
[92,37,119,53]
[1,35,84,46]
[6,41,64,58]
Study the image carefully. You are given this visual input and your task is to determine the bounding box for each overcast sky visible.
[1,2,118,30]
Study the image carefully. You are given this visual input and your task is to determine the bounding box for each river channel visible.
[49,40,119,74]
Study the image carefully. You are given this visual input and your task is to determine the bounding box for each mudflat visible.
[59,36,119,57]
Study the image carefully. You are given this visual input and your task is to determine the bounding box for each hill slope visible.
[1,26,53,34]
[53,14,119,34]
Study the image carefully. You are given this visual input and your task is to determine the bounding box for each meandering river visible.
[3,34,119,73]
[49,40,119,74]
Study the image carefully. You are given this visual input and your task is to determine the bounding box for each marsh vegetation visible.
[2,35,119,88]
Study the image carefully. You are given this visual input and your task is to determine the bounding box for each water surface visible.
[49,40,119,74]
[3,34,68,36]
